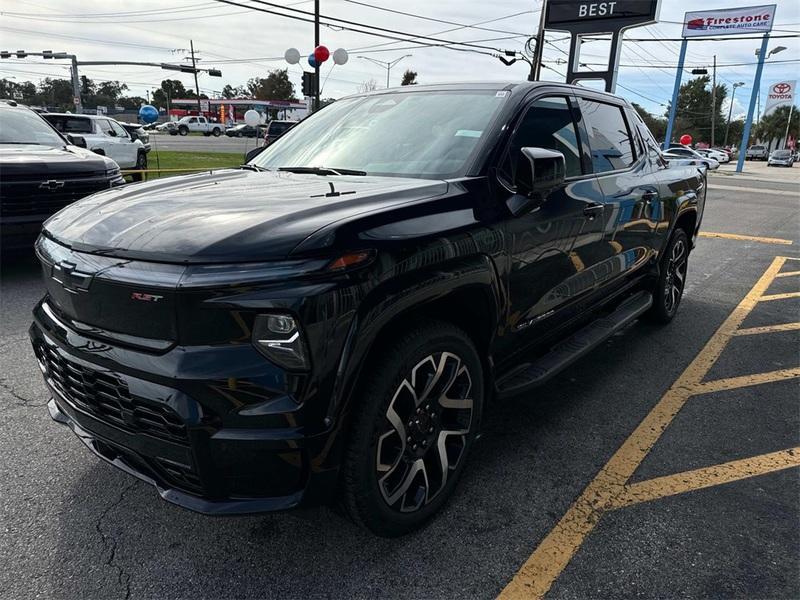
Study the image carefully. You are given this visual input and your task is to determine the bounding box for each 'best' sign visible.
[546,0,659,27]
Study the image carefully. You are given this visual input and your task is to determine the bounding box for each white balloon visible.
[244,109,261,127]
[284,48,301,65]
[332,48,349,66]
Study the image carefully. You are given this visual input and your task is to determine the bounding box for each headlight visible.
[106,167,122,177]
[252,314,309,371]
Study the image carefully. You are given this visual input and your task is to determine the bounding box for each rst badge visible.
[131,292,163,302]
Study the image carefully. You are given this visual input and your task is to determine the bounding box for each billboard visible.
[764,80,796,116]
[682,5,776,38]
[545,0,659,29]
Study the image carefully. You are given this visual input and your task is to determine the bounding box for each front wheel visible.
[132,152,147,182]
[646,228,689,324]
[341,320,483,537]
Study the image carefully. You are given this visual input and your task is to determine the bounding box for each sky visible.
[0,0,798,119]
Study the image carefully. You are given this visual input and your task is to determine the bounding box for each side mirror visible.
[66,134,87,148]
[244,146,266,162]
[506,147,566,216]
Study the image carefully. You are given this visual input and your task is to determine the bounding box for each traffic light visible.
[43,50,53,59]
[691,68,708,75]
[179,64,197,74]
[16,50,26,58]
[302,71,317,97]
[0,51,10,59]
[208,68,222,77]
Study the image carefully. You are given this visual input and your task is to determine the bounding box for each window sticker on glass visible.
[495,90,510,97]
[455,130,482,138]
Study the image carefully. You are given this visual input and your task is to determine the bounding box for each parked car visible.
[263,119,295,146]
[30,82,705,536]
[225,123,264,138]
[663,147,719,170]
[746,145,768,160]
[767,149,794,167]
[0,100,123,252]
[695,148,729,163]
[154,121,177,134]
[43,113,148,178]
[119,122,151,152]
[172,115,224,137]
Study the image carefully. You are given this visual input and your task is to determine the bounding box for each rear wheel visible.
[646,228,689,324]
[341,320,483,537]
[212,127,221,137]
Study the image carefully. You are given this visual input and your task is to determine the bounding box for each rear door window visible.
[577,99,636,173]
[47,116,93,134]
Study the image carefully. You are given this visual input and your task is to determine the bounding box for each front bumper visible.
[30,305,339,515]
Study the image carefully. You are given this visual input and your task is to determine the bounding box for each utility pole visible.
[529,4,547,81]
[190,40,202,115]
[314,0,320,111]
[711,55,716,147]
[784,104,795,149]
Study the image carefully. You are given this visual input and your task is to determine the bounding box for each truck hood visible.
[0,144,114,176]
[43,169,448,263]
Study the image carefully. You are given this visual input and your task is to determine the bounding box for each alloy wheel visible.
[664,237,687,313]
[375,352,473,513]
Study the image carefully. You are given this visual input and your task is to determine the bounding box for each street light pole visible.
[723,81,745,147]
[711,55,716,147]
[357,55,412,88]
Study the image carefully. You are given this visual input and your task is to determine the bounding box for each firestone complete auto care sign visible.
[682,4,776,38]
[764,80,797,115]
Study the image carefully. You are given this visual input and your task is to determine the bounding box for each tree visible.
[221,84,247,99]
[247,69,295,101]
[664,75,727,145]
[117,96,147,110]
[80,75,95,96]
[401,69,417,86]
[755,104,799,147]
[37,78,74,109]
[96,81,128,102]
[358,79,378,93]
[152,79,188,108]
[632,102,666,141]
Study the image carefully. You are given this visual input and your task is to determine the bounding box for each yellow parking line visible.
[694,368,800,395]
[611,448,800,509]
[497,256,787,600]
[699,232,793,245]
[775,271,800,278]
[734,322,800,336]
[759,291,800,302]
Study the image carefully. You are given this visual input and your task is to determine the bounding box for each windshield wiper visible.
[278,166,366,176]
[238,164,268,172]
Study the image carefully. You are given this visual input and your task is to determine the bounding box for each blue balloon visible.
[138,104,159,124]
[308,53,318,68]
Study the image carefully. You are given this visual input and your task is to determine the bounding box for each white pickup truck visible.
[173,116,224,137]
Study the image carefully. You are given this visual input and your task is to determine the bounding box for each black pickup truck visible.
[30,82,705,536]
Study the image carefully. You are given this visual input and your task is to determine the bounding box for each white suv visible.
[43,113,147,176]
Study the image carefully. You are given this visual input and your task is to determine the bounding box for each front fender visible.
[327,253,503,429]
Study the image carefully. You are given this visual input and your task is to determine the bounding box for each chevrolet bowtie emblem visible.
[39,180,65,191]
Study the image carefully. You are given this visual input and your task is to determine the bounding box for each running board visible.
[495,291,653,397]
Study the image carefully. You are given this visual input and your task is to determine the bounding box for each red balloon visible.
[679,134,693,146]
[314,45,330,63]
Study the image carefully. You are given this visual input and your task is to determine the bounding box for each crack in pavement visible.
[0,377,48,408]
[95,481,137,600]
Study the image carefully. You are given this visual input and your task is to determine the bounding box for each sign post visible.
[663,39,688,152]
[736,33,770,172]
[537,0,661,92]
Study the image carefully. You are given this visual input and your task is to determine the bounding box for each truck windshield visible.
[251,89,509,178]
[1,109,66,147]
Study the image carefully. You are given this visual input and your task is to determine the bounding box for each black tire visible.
[178,126,189,136]
[341,319,484,537]
[645,228,690,324]
[132,152,147,182]
[212,128,221,137]
[236,132,243,138]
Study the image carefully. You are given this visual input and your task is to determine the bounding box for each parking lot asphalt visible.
[1,178,798,599]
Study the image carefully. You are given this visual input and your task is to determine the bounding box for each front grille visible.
[0,176,110,217]
[37,344,189,445]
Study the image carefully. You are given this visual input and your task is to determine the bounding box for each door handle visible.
[583,203,604,219]
[642,191,658,202]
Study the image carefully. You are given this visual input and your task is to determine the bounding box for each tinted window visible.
[578,99,636,173]
[109,120,128,138]
[269,122,291,134]
[505,96,582,178]
[45,115,93,134]
[97,119,115,136]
